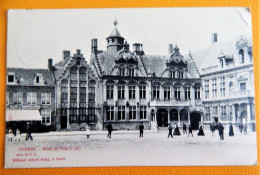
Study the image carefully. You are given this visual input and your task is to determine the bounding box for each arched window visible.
[70,67,77,80]
[220,59,224,68]
[79,67,87,81]
[229,82,234,96]
[239,49,244,63]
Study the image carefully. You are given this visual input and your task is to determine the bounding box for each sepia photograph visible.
[5,7,257,168]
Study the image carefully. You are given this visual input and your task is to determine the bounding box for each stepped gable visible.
[189,33,252,74]
[7,68,55,86]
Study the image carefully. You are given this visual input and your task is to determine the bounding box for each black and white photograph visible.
[5,7,257,168]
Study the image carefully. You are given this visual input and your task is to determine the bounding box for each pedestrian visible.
[218,122,224,140]
[229,123,234,136]
[85,125,91,139]
[139,122,144,138]
[183,123,187,134]
[106,123,113,138]
[173,123,181,136]
[8,127,14,142]
[168,124,173,138]
[244,124,247,135]
[197,123,205,136]
[188,124,193,137]
[25,123,33,141]
[239,124,243,133]
[15,129,21,141]
[210,122,215,136]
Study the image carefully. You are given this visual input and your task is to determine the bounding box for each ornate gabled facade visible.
[50,49,102,130]
[89,20,203,130]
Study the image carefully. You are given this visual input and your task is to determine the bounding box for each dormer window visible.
[8,75,15,83]
[35,74,43,85]
[76,57,81,65]
[119,68,125,76]
[220,59,224,68]
[129,68,135,77]
[239,49,244,63]
[170,71,175,78]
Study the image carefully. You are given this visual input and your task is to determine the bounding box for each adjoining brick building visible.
[6,67,56,132]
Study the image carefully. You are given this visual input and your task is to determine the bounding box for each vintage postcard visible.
[5,7,257,168]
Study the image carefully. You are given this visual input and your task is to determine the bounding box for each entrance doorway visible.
[190,112,201,129]
[170,109,178,122]
[157,109,168,127]
[61,116,67,129]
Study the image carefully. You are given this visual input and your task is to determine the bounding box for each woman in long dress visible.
[197,123,205,136]
[173,123,181,136]
[8,128,14,142]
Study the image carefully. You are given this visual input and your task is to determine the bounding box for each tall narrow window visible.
[212,78,217,98]
[27,92,37,104]
[129,86,136,99]
[118,85,125,99]
[106,106,114,121]
[205,106,210,121]
[184,87,191,100]
[194,86,201,100]
[220,77,225,97]
[140,106,147,120]
[118,106,125,120]
[6,92,9,105]
[139,86,146,99]
[41,110,51,125]
[171,71,175,78]
[119,68,125,76]
[69,108,77,124]
[239,49,244,63]
[213,106,218,116]
[204,79,209,99]
[106,85,114,99]
[221,106,227,120]
[129,68,135,77]
[174,87,181,100]
[153,86,160,99]
[41,92,51,105]
[164,87,170,99]
[240,83,246,91]
[179,71,184,79]
[70,67,78,80]
[129,106,137,120]
[13,92,23,104]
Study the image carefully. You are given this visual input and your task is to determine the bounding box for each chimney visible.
[48,58,53,70]
[91,38,98,54]
[212,33,218,44]
[123,41,129,51]
[63,50,70,60]
[133,43,144,56]
[76,49,81,54]
[168,44,174,55]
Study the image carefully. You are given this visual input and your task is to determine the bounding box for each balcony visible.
[150,98,190,107]
[231,90,253,98]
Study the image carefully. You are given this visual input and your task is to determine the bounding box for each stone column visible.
[168,108,170,124]
[178,109,180,126]
[232,104,236,123]
[247,103,251,123]
[188,108,190,124]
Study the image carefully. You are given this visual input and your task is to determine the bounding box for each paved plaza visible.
[5,130,257,168]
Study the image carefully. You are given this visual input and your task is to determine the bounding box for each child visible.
[86,125,91,139]
[15,129,21,141]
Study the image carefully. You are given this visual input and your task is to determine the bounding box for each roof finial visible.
[113,17,118,26]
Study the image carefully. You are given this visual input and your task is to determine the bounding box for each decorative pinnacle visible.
[113,18,117,26]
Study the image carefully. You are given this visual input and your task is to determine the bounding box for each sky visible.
[7,7,252,69]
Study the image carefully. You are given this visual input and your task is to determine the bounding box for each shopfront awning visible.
[6,110,42,121]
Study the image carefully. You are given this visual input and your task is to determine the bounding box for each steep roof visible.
[109,27,122,38]
[7,68,55,86]
[190,33,252,74]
